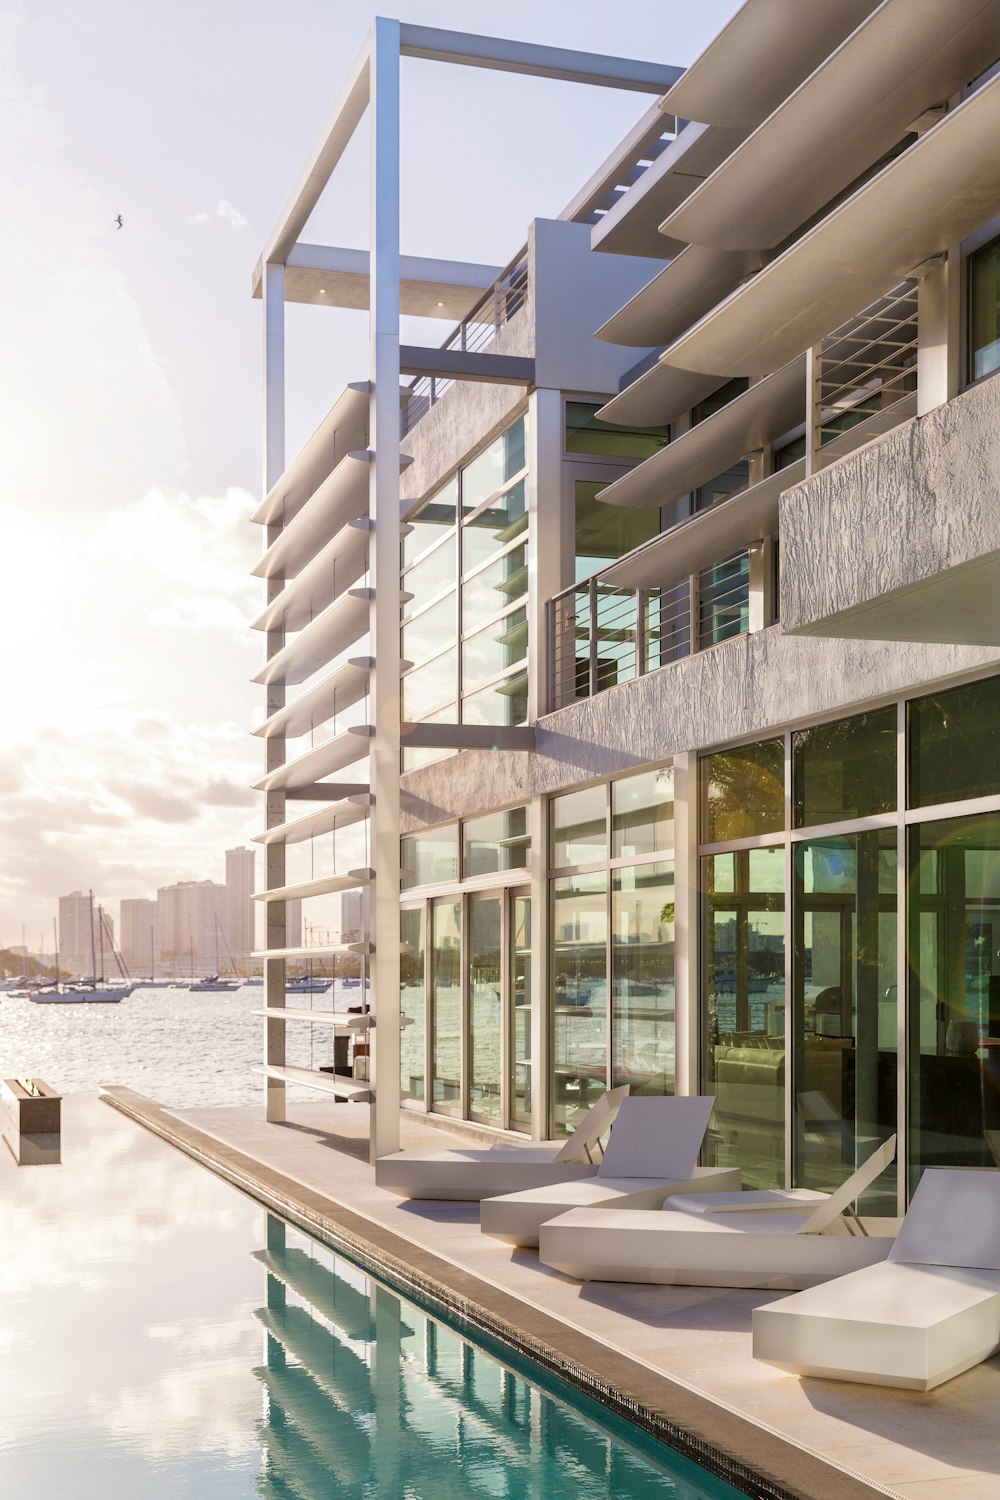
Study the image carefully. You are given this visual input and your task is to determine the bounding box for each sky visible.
[0,0,739,948]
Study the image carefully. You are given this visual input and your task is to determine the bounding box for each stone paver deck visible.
[102,1091,1000,1500]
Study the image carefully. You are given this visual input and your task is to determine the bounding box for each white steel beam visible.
[253,244,504,317]
[262,262,287,1123]
[369,17,402,1160]
[259,35,371,270]
[398,24,682,93]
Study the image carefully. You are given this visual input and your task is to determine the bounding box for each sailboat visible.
[189,917,240,992]
[31,894,134,1003]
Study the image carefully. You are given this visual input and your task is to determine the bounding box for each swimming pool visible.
[0,1098,751,1498]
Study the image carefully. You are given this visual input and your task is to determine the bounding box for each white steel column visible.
[672,751,698,1098]
[917,254,956,417]
[263,261,288,1123]
[528,796,549,1138]
[369,17,402,1160]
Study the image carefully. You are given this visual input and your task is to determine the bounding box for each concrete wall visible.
[399,625,1000,830]
[780,374,1000,640]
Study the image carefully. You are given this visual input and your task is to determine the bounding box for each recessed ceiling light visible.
[319,288,327,294]
[436,300,445,307]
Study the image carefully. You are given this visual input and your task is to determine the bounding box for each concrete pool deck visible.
[102,1089,1000,1500]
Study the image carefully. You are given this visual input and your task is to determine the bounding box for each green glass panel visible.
[612,767,674,858]
[400,906,425,1102]
[690,377,749,426]
[701,738,784,844]
[694,461,749,513]
[401,593,455,665]
[463,808,529,878]
[461,671,528,728]
[462,480,527,573]
[401,648,456,719]
[793,832,898,1215]
[909,674,1000,808]
[461,607,527,689]
[402,479,458,567]
[575,480,658,580]
[612,862,674,1096]
[908,812,1000,1191]
[793,707,896,827]
[969,236,1000,383]
[401,827,459,890]
[461,419,526,512]
[698,550,749,645]
[404,535,456,614]
[469,896,502,1121]
[701,848,785,1190]
[551,872,607,1135]
[565,401,669,459]
[462,545,527,632]
[551,786,607,868]
[431,900,462,1110]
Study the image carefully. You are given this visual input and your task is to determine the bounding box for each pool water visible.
[0,1098,747,1499]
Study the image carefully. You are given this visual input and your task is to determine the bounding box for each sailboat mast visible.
[98,905,106,982]
[89,890,97,983]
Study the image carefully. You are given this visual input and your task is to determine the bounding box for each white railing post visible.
[804,342,822,477]
[917,253,954,417]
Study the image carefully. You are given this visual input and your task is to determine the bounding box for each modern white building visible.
[252,4,1000,1212]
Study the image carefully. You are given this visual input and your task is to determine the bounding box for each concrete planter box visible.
[2,1077,61,1135]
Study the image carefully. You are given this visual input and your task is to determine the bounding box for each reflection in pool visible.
[0,1098,744,1499]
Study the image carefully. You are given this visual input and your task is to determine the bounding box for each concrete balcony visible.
[780,373,1000,645]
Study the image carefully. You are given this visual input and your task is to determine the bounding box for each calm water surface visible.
[0,984,357,1108]
[0,1099,745,1499]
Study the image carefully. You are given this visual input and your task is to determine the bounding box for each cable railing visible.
[401,251,530,438]
[815,279,919,464]
[547,550,753,712]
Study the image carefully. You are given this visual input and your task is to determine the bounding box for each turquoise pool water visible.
[0,1099,749,1498]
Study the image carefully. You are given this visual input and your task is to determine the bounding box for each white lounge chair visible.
[538,1136,897,1287]
[480,1096,740,1248]
[374,1086,629,1202]
[753,1166,1000,1389]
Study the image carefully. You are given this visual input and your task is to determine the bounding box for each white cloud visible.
[216,198,249,230]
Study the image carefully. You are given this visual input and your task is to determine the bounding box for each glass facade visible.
[400,417,529,770]
[969,235,1000,383]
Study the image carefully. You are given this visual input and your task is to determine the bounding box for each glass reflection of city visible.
[254,1215,728,1500]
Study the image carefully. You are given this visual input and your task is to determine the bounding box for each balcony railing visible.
[811,279,918,467]
[547,548,753,712]
[401,251,530,438]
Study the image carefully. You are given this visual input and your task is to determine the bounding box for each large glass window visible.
[565,402,669,460]
[612,862,675,1096]
[969,236,1000,384]
[463,808,529,877]
[404,536,456,614]
[701,847,786,1190]
[462,608,527,689]
[574,479,658,580]
[400,907,425,1102]
[469,896,502,1122]
[462,672,529,728]
[403,479,458,567]
[793,708,896,826]
[401,648,456,720]
[401,828,459,890]
[701,738,784,844]
[510,891,532,1129]
[910,676,1000,808]
[462,419,526,513]
[401,594,456,664]
[462,481,527,573]
[699,550,749,645]
[551,787,607,868]
[430,901,462,1110]
[908,812,1000,1188]
[793,832,898,1214]
[462,545,528,632]
[612,767,674,858]
[551,872,607,1135]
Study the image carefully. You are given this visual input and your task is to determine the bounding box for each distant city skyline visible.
[0,0,739,936]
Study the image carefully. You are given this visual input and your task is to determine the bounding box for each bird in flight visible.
[114,215,123,230]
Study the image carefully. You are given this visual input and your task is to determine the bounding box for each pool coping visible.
[101,1086,901,1500]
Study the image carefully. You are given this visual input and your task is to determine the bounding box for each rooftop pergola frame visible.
[255,18,680,1156]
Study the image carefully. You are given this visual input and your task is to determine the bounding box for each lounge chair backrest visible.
[798,1134,897,1234]
[889,1167,1000,1269]
[552,1085,630,1164]
[596,1095,714,1180]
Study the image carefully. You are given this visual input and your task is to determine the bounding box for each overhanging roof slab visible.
[662,72,1000,377]
[661,0,880,129]
[255,244,504,318]
[663,0,1000,254]
[598,360,724,429]
[598,356,806,510]
[253,658,374,740]
[598,244,764,348]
